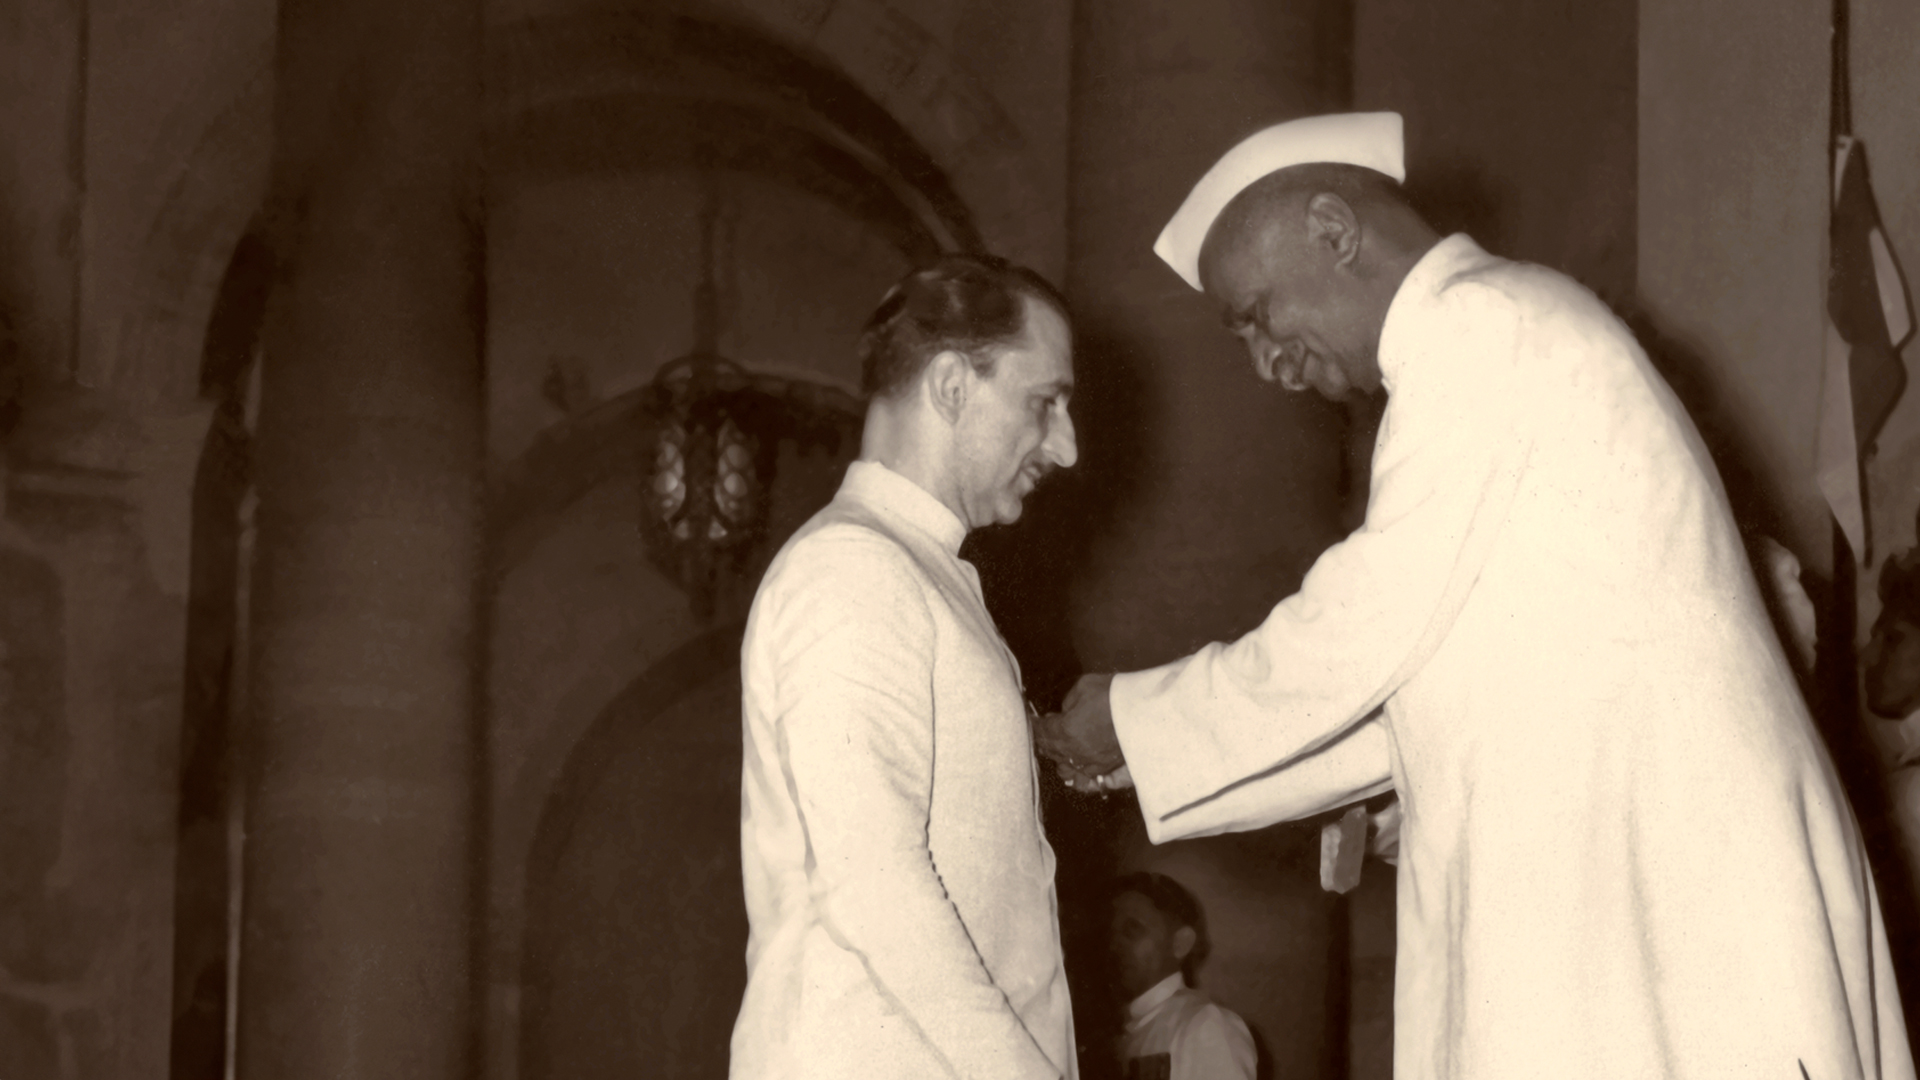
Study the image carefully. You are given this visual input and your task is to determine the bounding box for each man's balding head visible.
[854,254,1080,531]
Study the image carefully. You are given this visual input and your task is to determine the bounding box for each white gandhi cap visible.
[1153,111,1406,291]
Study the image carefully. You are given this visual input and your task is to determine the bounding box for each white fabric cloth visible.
[1111,235,1917,1080]
[731,460,1075,1080]
[1119,973,1256,1080]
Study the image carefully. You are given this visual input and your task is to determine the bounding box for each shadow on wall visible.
[1404,163,1513,261]
[0,542,68,1077]
[519,627,749,1080]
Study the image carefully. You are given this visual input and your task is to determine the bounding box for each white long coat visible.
[1112,236,1917,1080]
[731,461,1075,1080]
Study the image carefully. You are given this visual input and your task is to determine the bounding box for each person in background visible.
[1862,542,1920,904]
[1108,872,1255,1080]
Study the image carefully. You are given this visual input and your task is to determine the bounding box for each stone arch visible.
[97,8,1048,1075]
[516,624,748,1080]
[164,223,271,1080]
[483,371,862,1080]
[488,7,982,258]
[493,0,1054,269]
[104,57,273,406]
[107,0,1055,411]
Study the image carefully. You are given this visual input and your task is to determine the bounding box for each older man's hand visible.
[1054,760,1134,795]
[1034,673,1126,779]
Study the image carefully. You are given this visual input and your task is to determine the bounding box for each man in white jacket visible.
[731,253,1080,1079]
[1039,113,1916,1079]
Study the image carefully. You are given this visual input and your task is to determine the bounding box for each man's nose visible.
[1045,408,1078,469]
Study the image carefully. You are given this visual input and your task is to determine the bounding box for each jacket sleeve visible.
[771,530,1062,1080]
[1114,283,1534,828]
[1139,711,1394,844]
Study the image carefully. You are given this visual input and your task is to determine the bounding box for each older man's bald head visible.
[1200,163,1427,287]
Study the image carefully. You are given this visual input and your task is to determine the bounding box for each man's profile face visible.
[951,296,1078,528]
[1199,203,1383,401]
[1109,891,1187,1001]
[1863,609,1920,718]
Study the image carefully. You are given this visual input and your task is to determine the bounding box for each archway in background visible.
[137,6,1006,1078]
[519,627,748,1080]
[488,7,984,263]
[116,0,1050,419]
[166,227,269,1080]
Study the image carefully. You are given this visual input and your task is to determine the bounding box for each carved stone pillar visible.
[238,0,486,1073]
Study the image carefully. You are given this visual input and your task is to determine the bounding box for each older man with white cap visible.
[1037,112,1916,1079]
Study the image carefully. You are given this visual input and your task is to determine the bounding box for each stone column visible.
[238,0,485,1074]
[1066,0,1353,670]
[1062,1,1353,1076]
[1,379,211,1080]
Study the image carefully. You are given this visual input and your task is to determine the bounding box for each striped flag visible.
[1817,135,1913,562]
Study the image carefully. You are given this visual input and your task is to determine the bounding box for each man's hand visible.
[1033,673,1126,780]
[1053,760,1134,795]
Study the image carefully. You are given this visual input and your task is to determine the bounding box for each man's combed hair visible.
[858,253,1070,400]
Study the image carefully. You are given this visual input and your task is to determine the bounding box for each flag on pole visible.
[1817,135,1913,562]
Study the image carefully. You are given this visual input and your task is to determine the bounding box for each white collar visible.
[1126,972,1187,1022]
[840,459,968,555]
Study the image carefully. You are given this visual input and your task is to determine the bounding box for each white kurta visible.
[1112,236,1916,1080]
[1119,973,1257,1080]
[731,461,1076,1080]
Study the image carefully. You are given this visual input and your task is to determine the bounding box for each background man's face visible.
[1863,610,1920,718]
[1202,209,1383,401]
[1109,891,1185,1001]
[951,297,1077,528]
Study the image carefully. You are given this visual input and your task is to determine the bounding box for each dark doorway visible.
[520,630,749,1080]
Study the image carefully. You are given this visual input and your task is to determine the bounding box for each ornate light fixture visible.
[639,161,857,617]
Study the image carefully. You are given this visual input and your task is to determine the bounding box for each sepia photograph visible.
[1,0,1917,1077]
